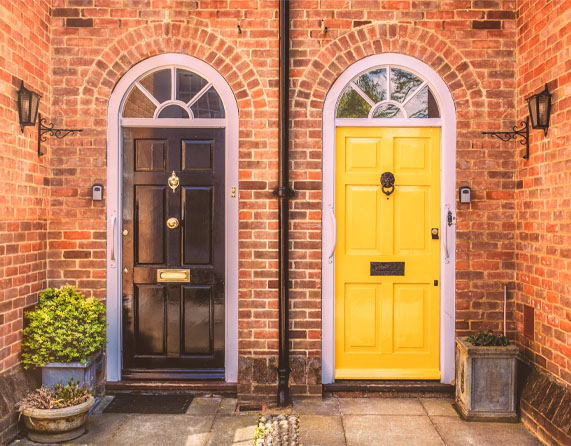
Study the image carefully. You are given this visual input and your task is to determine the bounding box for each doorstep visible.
[323,380,454,398]
[105,380,237,395]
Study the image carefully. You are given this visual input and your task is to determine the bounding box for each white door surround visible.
[321,53,457,384]
[105,54,239,383]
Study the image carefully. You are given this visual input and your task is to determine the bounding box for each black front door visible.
[121,127,225,380]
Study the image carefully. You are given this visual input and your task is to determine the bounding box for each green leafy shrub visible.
[17,379,92,411]
[21,285,106,368]
[467,330,509,346]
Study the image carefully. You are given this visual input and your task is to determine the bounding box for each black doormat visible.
[104,394,193,414]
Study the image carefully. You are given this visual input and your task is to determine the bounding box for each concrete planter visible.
[20,396,95,443]
[41,350,101,390]
[455,337,519,421]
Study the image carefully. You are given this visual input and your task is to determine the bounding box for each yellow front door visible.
[335,126,441,379]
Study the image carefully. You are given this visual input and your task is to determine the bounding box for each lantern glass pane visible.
[30,93,40,124]
[19,91,31,123]
[538,96,549,126]
[528,97,538,128]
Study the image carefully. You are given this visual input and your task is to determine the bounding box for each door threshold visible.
[106,380,237,395]
[323,380,454,398]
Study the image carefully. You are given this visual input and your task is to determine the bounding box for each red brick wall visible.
[44,0,519,399]
[0,0,51,378]
[515,0,571,387]
[0,0,51,442]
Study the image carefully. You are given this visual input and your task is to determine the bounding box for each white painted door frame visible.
[321,53,456,384]
[106,54,239,383]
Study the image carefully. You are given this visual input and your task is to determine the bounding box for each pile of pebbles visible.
[255,414,300,446]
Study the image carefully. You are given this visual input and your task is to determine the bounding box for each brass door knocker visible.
[380,172,395,197]
[168,171,180,192]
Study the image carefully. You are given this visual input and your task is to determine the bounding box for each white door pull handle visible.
[328,206,337,263]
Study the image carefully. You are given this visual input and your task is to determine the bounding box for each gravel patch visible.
[255,414,300,446]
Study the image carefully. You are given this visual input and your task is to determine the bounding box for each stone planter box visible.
[41,351,101,390]
[20,396,95,443]
[455,337,519,421]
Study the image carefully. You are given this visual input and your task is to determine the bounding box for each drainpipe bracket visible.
[273,186,295,198]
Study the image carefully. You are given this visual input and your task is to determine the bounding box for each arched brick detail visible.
[81,22,266,112]
[293,23,485,122]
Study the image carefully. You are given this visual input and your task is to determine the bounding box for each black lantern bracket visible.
[482,117,529,160]
[37,113,83,157]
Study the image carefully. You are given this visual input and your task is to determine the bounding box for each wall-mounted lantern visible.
[527,84,551,136]
[17,81,83,157]
[17,81,40,132]
[482,84,552,160]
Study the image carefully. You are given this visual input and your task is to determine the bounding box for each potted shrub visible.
[455,330,519,421]
[17,379,95,443]
[21,285,106,389]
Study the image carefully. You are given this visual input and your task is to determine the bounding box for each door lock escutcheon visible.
[431,228,439,239]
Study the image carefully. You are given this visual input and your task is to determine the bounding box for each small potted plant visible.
[17,379,95,443]
[21,285,106,389]
[455,330,519,421]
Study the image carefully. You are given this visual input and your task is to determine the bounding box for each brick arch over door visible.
[292,22,485,118]
[81,21,268,113]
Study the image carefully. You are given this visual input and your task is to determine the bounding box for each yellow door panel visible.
[344,285,379,351]
[395,187,427,253]
[335,126,440,380]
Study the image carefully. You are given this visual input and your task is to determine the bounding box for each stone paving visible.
[11,396,543,446]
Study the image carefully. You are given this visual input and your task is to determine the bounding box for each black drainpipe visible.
[274,0,293,407]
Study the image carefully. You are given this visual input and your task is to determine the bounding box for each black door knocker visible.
[380,172,395,197]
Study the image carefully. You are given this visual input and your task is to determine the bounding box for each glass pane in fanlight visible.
[403,85,440,119]
[177,69,208,103]
[372,103,403,118]
[355,68,387,103]
[158,104,190,118]
[123,86,157,118]
[336,86,371,118]
[190,87,225,118]
[390,68,423,103]
[140,69,171,103]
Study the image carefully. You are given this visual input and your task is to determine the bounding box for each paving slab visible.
[343,414,444,446]
[339,397,425,415]
[206,414,258,446]
[431,415,543,446]
[186,397,222,416]
[293,396,340,415]
[68,413,127,444]
[299,415,346,446]
[108,414,214,446]
[217,398,238,414]
[420,398,457,417]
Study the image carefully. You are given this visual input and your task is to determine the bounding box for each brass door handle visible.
[166,217,179,229]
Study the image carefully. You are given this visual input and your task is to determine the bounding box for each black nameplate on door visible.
[370,262,405,276]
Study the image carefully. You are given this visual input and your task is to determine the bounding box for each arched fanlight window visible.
[122,67,225,119]
[336,66,440,119]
